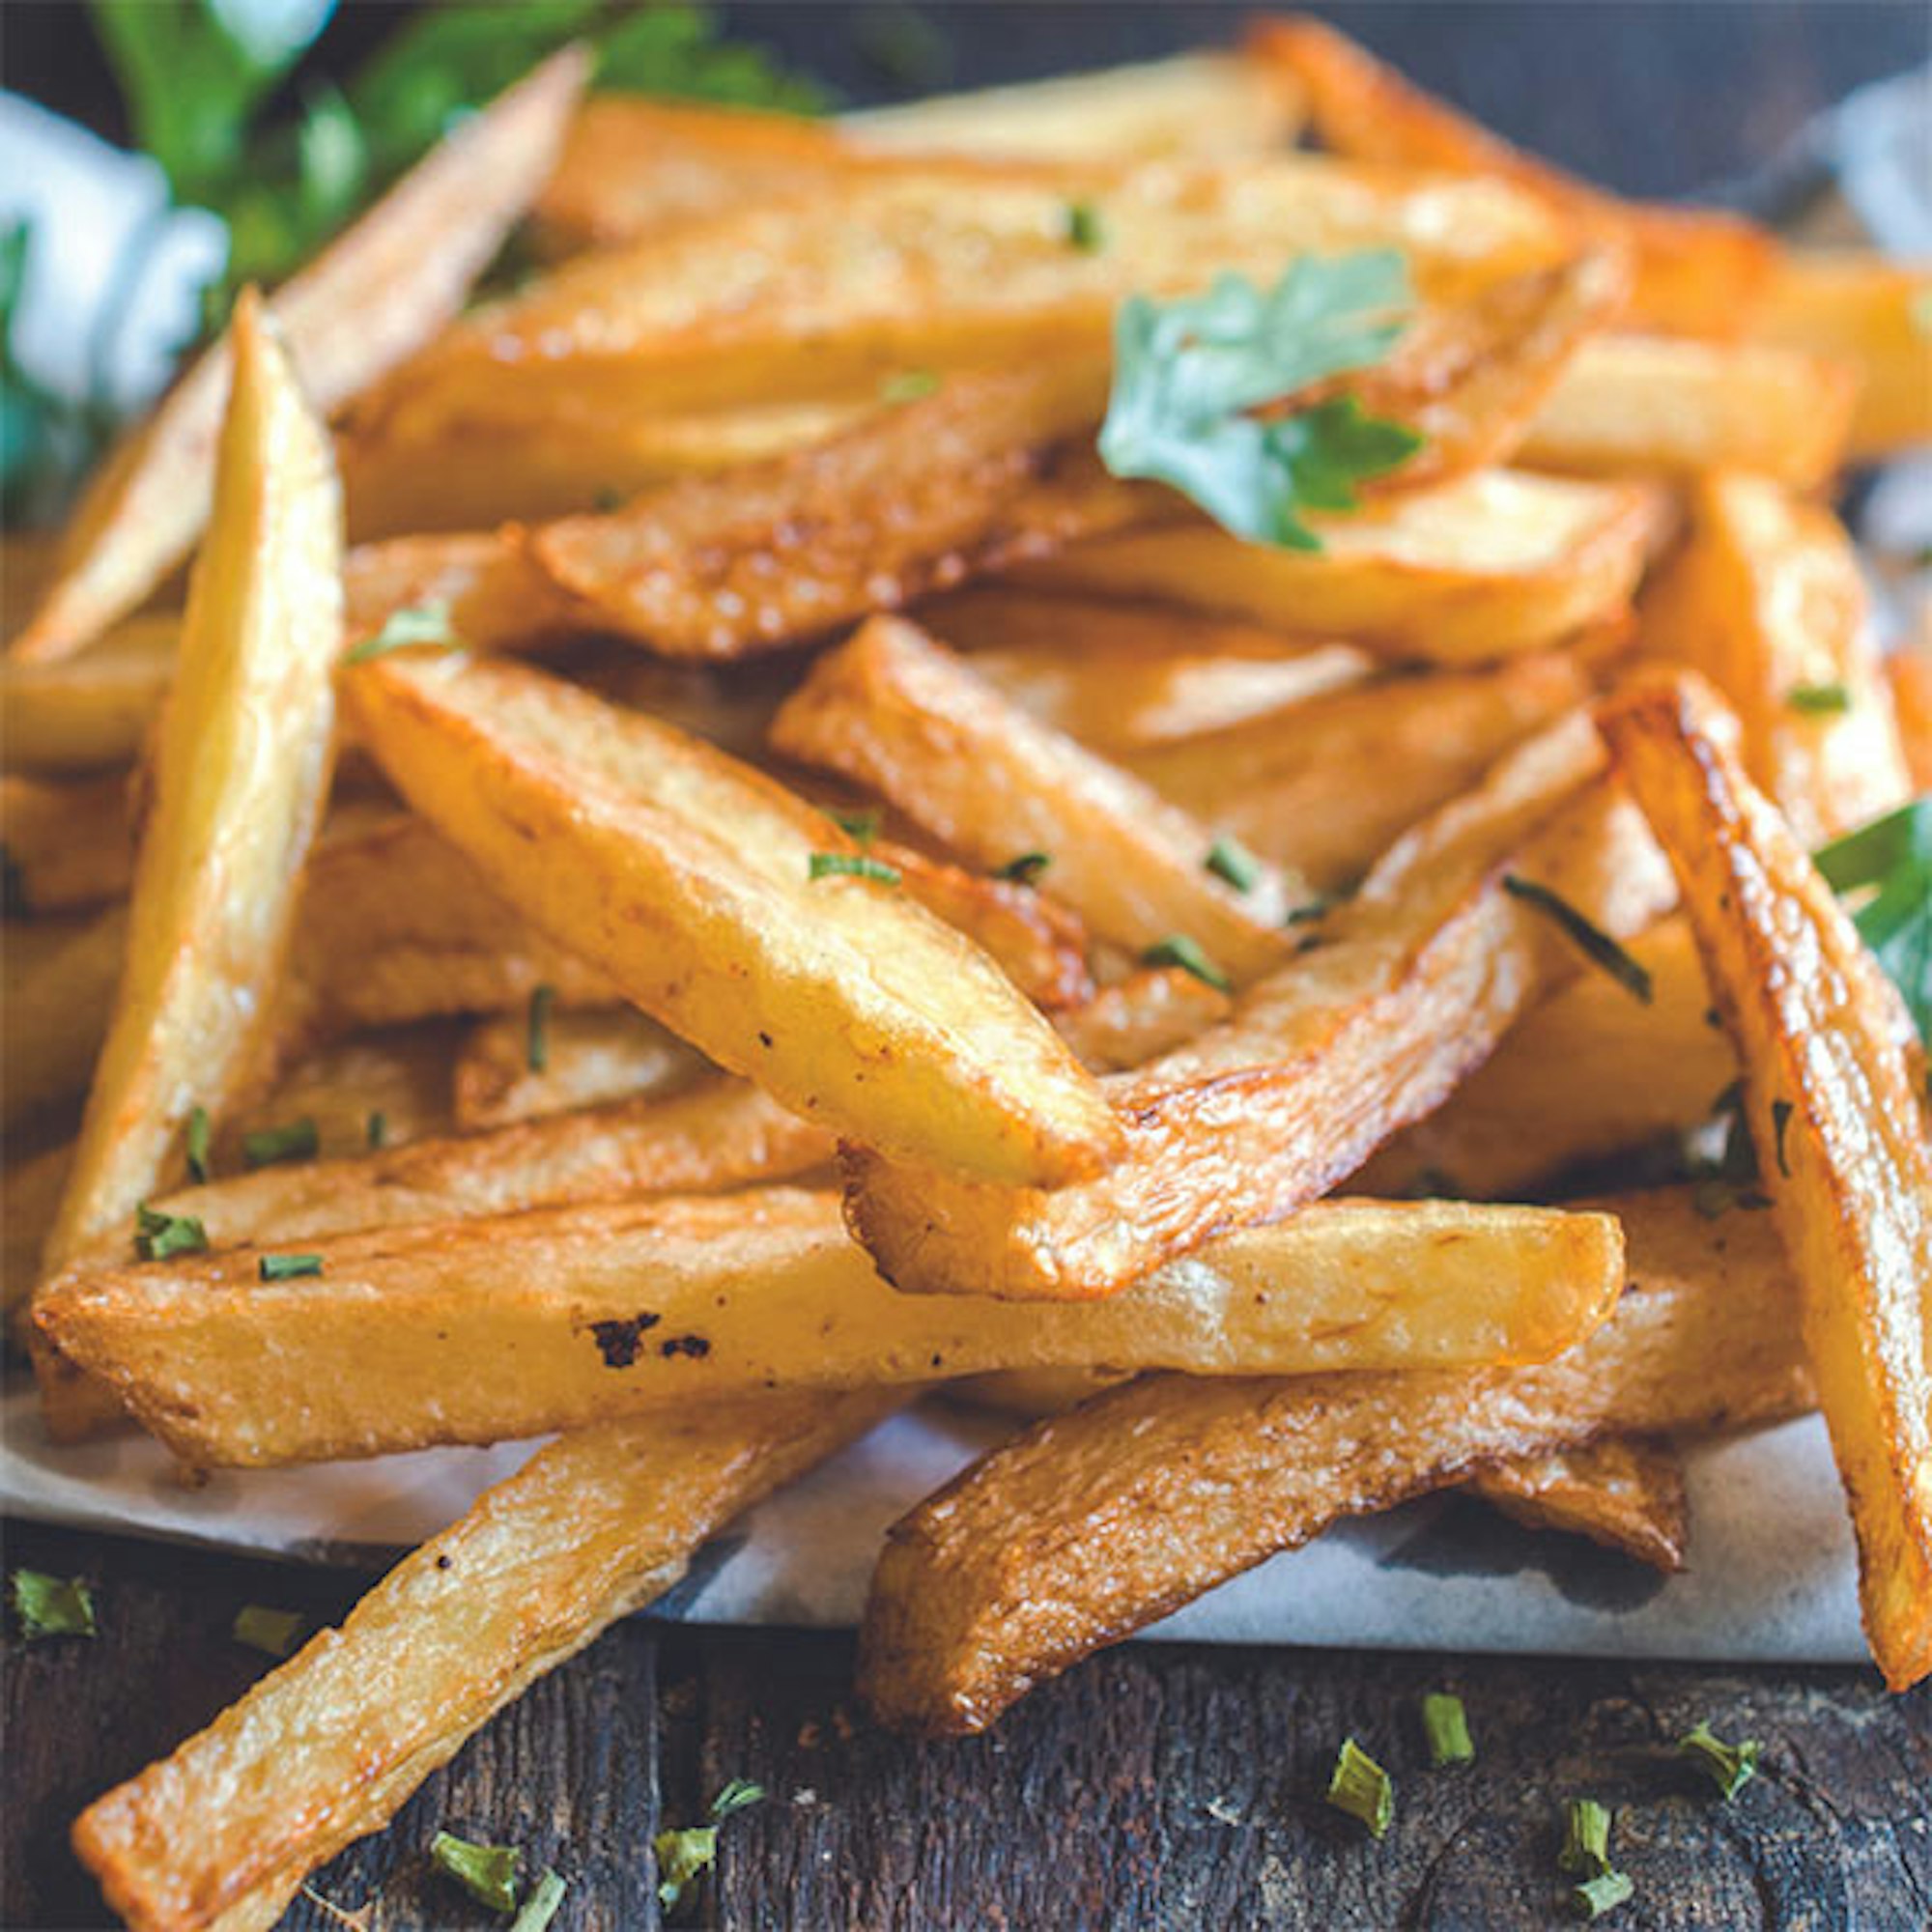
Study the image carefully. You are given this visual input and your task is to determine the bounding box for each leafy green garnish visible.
[1323,1736,1393,1838]
[185,1104,213,1184]
[994,851,1052,886]
[509,1868,568,1932]
[343,600,458,665]
[1097,255,1421,549]
[134,1202,209,1262]
[1502,876,1654,1005]
[1786,681,1851,715]
[259,1254,323,1282]
[10,1569,98,1640]
[526,982,556,1074]
[655,1779,765,1910]
[1677,1720,1759,1800]
[1065,200,1106,252]
[878,368,940,405]
[828,807,882,844]
[1205,834,1264,894]
[233,1604,307,1658]
[1421,1692,1473,1767]
[1557,1798,1613,1878]
[1569,1870,1634,1919]
[1814,797,1932,1042]
[809,852,902,886]
[1142,933,1231,992]
[432,1831,522,1914]
[242,1116,319,1169]
[365,1110,388,1151]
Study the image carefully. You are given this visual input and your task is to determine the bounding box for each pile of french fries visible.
[4,20,1928,1926]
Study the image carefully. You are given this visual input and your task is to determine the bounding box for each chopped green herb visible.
[995,850,1052,886]
[878,368,941,406]
[242,1116,319,1169]
[509,1868,568,1932]
[10,1569,97,1640]
[829,807,882,844]
[1569,1870,1634,1919]
[259,1254,323,1282]
[1285,896,1333,926]
[655,1779,766,1909]
[711,1777,765,1817]
[233,1604,306,1658]
[1142,933,1231,992]
[1421,1692,1473,1767]
[592,485,626,512]
[1557,1798,1613,1878]
[809,852,901,886]
[185,1104,213,1184]
[1786,681,1851,715]
[1324,1737,1393,1838]
[1814,798,1932,1042]
[432,1831,521,1914]
[1064,199,1106,251]
[1205,834,1264,894]
[526,982,556,1073]
[1098,256,1421,549]
[134,1202,209,1262]
[1677,1720,1760,1799]
[365,1110,388,1151]
[1502,875,1654,1004]
[1771,1098,1794,1177]
[344,600,457,665]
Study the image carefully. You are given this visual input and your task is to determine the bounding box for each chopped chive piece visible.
[185,1105,212,1184]
[829,807,881,844]
[1786,681,1851,714]
[711,1777,765,1817]
[241,1116,319,1169]
[994,850,1051,886]
[1284,896,1332,926]
[1205,834,1263,894]
[526,982,555,1073]
[432,1832,521,1914]
[1771,1098,1793,1177]
[1421,1692,1473,1766]
[10,1569,96,1639]
[233,1604,307,1659]
[260,1254,323,1282]
[509,1868,568,1932]
[878,368,940,405]
[1064,200,1106,251]
[655,1779,766,1909]
[365,1110,388,1151]
[1677,1720,1760,1799]
[1569,1870,1634,1919]
[1557,1798,1613,1878]
[809,852,901,886]
[1502,876,1654,1004]
[1142,933,1231,992]
[1323,1737,1392,1838]
[134,1202,209,1262]
[344,600,457,665]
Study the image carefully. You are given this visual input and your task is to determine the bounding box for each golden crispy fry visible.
[1026,469,1670,665]
[771,616,1300,979]
[1889,642,1932,791]
[229,1024,459,1163]
[0,772,134,913]
[40,297,341,1280]
[1,909,123,1131]
[3,1143,72,1329]
[1601,671,1932,1690]
[859,1187,1811,1732]
[1128,647,1594,892]
[1469,1436,1688,1573]
[342,528,593,653]
[12,50,585,664]
[72,1391,897,1932]
[1360,916,1734,1199]
[1522,334,1856,487]
[1052,968,1233,1073]
[39,1191,1620,1465]
[0,615,174,773]
[347,652,1119,1185]
[846,715,1675,1300]
[453,1005,708,1129]
[1252,15,1774,336]
[1640,474,1912,847]
[921,587,1375,753]
[1749,251,1932,459]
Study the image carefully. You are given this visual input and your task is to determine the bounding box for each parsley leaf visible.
[1098,255,1422,549]
[1814,797,1932,1042]
[655,1779,765,1910]
[10,1569,98,1640]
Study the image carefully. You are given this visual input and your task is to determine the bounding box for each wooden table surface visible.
[7,5,1931,1927]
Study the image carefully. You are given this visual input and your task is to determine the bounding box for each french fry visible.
[454,1005,708,1130]
[12,49,586,664]
[227,1024,460,1165]
[39,297,341,1280]
[38,1191,1622,1466]
[0,772,135,912]
[1052,968,1233,1073]
[1025,469,1669,666]
[1468,1436,1688,1573]
[1521,334,1856,487]
[341,527,593,653]
[3,1142,72,1329]
[859,1186,1812,1733]
[1252,15,1774,336]
[771,615,1301,979]
[71,1390,900,1932]
[1128,646,1595,891]
[0,614,173,773]
[1359,916,1734,1199]
[1601,671,1932,1690]
[846,714,1675,1300]
[346,651,1120,1186]
[1640,473,1912,847]
[1,908,123,1132]
[921,587,1375,753]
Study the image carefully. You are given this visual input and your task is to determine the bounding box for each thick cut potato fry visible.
[228,1024,459,1165]
[40,298,341,1280]
[342,528,592,653]
[71,1391,897,1932]
[1469,1436,1688,1572]
[3,907,124,1129]
[12,50,585,664]
[0,772,135,912]
[771,616,1299,979]
[1749,252,1932,459]
[1601,672,1932,1691]
[921,587,1375,753]
[846,716,1675,1300]
[0,614,174,772]
[1522,334,1856,487]
[1252,16,1774,336]
[454,1005,708,1129]
[1129,647,1594,892]
[1641,474,1912,848]
[39,1190,1620,1466]
[347,652,1119,1186]
[860,1187,1812,1733]
[1052,968,1233,1073]
[1360,917,1734,1199]
[1025,469,1669,666]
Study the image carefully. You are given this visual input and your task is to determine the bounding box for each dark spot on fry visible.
[589,1312,662,1367]
[661,1333,711,1359]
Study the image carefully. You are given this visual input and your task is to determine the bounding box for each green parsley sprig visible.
[1814,796,1931,1043]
